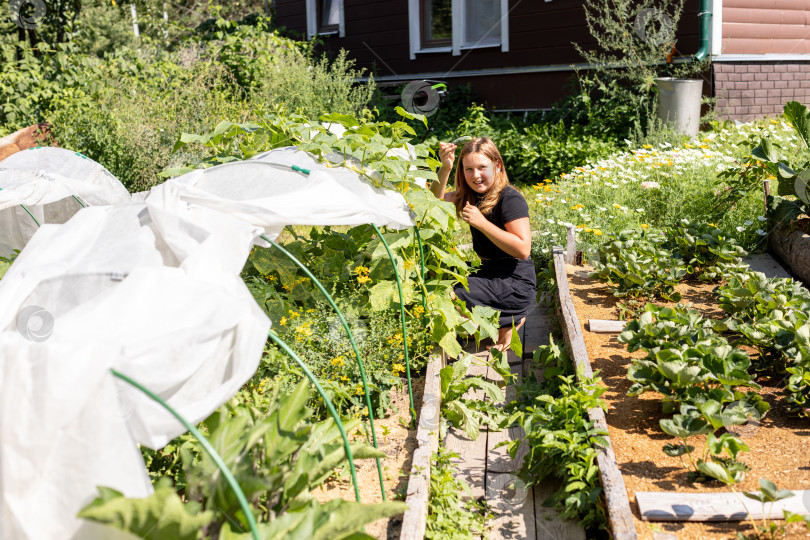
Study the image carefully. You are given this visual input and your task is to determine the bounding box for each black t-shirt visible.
[470,186,529,260]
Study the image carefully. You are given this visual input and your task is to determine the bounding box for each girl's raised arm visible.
[431,142,457,202]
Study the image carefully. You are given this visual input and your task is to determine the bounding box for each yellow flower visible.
[354,265,369,275]
[341,375,350,382]
[355,383,364,395]
[613,203,622,209]
[641,224,649,229]
[413,305,425,317]
[593,229,603,236]
[290,311,300,319]
[392,363,405,375]
[279,317,287,326]
[294,322,313,342]
[571,204,585,210]
[403,258,414,270]
[642,144,653,149]
[356,275,371,284]
[331,356,345,367]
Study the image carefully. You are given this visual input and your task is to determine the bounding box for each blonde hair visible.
[453,137,510,217]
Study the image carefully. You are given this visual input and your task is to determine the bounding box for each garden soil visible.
[311,375,425,540]
[567,264,810,539]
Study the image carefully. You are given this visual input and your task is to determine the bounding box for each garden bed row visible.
[553,247,810,539]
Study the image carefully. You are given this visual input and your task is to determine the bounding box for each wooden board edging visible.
[552,246,638,540]
[400,352,444,540]
[636,490,810,521]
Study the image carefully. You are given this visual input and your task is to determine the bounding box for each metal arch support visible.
[0,187,41,227]
[110,369,260,540]
[260,235,386,501]
[370,224,416,427]
[267,331,361,503]
[413,225,427,311]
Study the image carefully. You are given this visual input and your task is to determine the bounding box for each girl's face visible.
[462,152,499,194]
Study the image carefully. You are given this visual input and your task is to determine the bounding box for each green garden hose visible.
[261,235,386,501]
[110,369,260,540]
[267,331,361,503]
[371,224,416,427]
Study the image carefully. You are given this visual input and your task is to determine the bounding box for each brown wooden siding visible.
[274,0,702,109]
[723,0,810,54]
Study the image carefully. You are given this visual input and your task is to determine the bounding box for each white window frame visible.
[306,0,345,39]
[409,0,509,59]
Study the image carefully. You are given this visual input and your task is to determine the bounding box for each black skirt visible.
[454,258,537,328]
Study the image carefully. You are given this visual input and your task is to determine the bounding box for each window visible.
[421,0,452,49]
[461,0,501,48]
[319,0,340,33]
[306,0,344,38]
[409,0,509,58]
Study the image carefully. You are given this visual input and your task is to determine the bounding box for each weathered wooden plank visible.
[637,490,810,521]
[445,428,487,501]
[588,319,627,333]
[487,425,528,473]
[400,353,444,540]
[486,471,536,540]
[534,480,587,540]
[552,246,638,540]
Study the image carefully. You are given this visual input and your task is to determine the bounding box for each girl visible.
[430,137,535,351]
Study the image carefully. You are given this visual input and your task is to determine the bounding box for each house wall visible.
[713,1,810,121]
[274,0,702,110]
[714,62,810,121]
[722,0,810,55]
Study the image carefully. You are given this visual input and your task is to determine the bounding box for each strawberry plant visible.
[589,229,686,301]
[661,218,748,281]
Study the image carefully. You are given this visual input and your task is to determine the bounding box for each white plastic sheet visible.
[0,202,270,539]
[0,336,150,540]
[0,148,130,256]
[147,147,414,241]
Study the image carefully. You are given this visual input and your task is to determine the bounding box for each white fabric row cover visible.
[0,203,270,540]
[145,146,414,240]
[0,144,416,539]
[0,148,129,257]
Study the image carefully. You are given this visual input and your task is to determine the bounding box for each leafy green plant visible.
[662,219,748,281]
[738,479,797,540]
[0,250,19,280]
[749,101,810,228]
[439,353,506,440]
[81,378,407,539]
[425,445,492,539]
[503,338,608,530]
[589,228,686,300]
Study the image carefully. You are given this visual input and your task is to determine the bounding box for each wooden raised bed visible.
[553,245,810,539]
[552,246,637,540]
[769,222,810,285]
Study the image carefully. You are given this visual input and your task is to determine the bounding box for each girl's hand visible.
[462,202,486,229]
[438,142,457,170]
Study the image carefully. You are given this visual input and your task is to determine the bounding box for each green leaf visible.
[221,499,407,540]
[696,460,744,485]
[78,486,213,540]
[509,321,523,358]
[662,443,694,457]
[368,280,399,311]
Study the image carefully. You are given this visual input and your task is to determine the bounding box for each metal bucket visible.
[655,78,703,136]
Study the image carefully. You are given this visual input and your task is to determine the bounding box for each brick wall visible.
[714,62,810,122]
